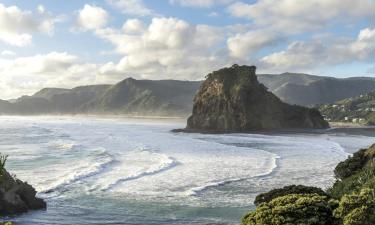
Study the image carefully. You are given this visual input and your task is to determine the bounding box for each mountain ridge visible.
[1,72,375,116]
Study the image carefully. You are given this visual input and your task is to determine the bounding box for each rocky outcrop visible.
[0,168,46,215]
[186,65,329,132]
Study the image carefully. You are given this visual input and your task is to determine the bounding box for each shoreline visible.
[329,122,370,128]
[0,114,188,121]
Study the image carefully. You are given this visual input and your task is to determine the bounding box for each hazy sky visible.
[1,0,375,99]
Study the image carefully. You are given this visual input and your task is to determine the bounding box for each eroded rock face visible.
[186,65,329,132]
[0,169,46,215]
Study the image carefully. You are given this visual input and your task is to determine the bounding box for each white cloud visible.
[170,0,234,8]
[207,12,219,17]
[0,52,103,99]
[227,30,281,58]
[0,3,62,46]
[77,4,109,30]
[1,50,16,56]
[228,0,375,33]
[107,0,155,16]
[122,19,146,34]
[95,17,231,80]
[260,27,375,72]
[37,5,45,14]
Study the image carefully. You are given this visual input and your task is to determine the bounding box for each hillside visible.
[1,72,375,116]
[258,74,375,106]
[319,90,375,125]
[81,78,201,116]
[185,65,328,132]
[0,79,201,116]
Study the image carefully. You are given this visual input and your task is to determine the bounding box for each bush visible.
[242,194,336,225]
[0,153,8,183]
[329,163,375,199]
[334,149,369,180]
[333,188,375,225]
[254,185,328,206]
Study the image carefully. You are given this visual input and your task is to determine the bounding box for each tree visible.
[241,194,335,225]
[333,188,375,225]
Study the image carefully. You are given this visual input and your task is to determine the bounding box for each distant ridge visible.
[258,74,375,106]
[0,78,201,116]
[1,71,375,116]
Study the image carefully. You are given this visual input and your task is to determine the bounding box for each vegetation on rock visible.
[254,185,328,206]
[0,153,46,215]
[242,194,335,225]
[333,188,375,225]
[240,144,375,225]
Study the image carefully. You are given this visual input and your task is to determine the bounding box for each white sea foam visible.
[89,149,180,192]
[38,148,114,193]
[48,140,78,151]
[1,116,373,208]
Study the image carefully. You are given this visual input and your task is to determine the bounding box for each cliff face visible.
[186,65,329,132]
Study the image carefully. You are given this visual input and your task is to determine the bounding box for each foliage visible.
[241,194,335,225]
[329,145,375,199]
[254,185,328,206]
[240,144,375,225]
[329,164,375,199]
[333,188,375,225]
[0,153,8,183]
[334,148,370,180]
[0,222,13,225]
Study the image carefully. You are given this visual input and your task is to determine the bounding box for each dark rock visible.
[186,65,329,132]
[254,185,329,206]
[0,168,46,215]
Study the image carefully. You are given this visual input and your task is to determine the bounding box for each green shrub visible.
[334,149,369,180]
[241,194,335,225]
[0,153,8,183]
[254,185,328,206]
[329,164,375,199]
[333,188,375,225]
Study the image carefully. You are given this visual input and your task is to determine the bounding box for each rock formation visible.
[186,64,329,132]
[0,167,46,215]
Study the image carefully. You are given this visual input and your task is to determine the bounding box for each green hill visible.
[319,90,375,125]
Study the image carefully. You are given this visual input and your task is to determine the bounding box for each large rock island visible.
[186,64,329,132]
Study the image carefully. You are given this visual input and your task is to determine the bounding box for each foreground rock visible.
[0,167,46,215]
[185,65,329,132]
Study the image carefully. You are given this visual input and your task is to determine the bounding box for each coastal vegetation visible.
[241,144,375,225]
[0,153,46,216]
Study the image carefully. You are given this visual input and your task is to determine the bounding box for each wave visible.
[186,152,280,196]
[49,140,79,151]
[92,151,180,192]
[40,148,115,194]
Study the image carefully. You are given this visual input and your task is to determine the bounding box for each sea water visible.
[1,116,374,225]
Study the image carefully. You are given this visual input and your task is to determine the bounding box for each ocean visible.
[1,116,375,225]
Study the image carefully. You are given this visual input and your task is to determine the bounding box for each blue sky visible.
[1,0,375,99]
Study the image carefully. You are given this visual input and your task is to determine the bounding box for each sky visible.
[1,0,375,99]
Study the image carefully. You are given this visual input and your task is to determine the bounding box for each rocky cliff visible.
[0,165,46,215]
[186,65,329,132]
